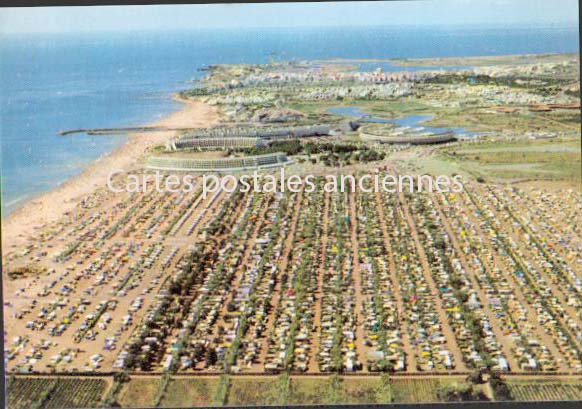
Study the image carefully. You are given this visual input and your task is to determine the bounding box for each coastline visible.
[1,95,220,251]
[316,53,579,66]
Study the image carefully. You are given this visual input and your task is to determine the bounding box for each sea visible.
[0,25,579,216]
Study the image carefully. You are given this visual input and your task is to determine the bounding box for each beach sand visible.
[1,96,220,252]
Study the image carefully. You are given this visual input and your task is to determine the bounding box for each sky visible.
[0,0,579,34]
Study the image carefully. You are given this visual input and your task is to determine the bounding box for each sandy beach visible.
[1,96,220,252]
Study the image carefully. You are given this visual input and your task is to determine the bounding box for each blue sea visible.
[0,25,579,215]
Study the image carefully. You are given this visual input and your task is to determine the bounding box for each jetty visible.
[58,126,197,136]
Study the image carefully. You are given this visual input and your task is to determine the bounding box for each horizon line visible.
[2,21,579,35]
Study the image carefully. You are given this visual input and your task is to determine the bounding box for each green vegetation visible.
[226,376,287,406]
[390,378,445,402]
[117,377,160,407]
[101,372,130,407]
[158,377,221,407]
[212,375,230,406]
[490,373,513,401]
[241,139,304,156]
[507,379,582,401]
[152,373,171,407]
[390,53,580,68]
[374,373,393,403]
[241,140,385,167]
[435,138,581,182]
[427,109,580,134]
[179,88,210,98]
[436,381,489,402]
[18,375,582,406]
[423,73,572,95]
[7,377,108,409]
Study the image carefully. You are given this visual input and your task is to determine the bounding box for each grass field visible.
[288,376,341,405]
[427,110,580,133]
[158,377,220,407]
[434,138,581,183]
[391,378,444,403]
[226,377,281,405]
[117,377,161,407]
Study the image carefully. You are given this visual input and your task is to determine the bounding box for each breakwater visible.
[58,126,196,136]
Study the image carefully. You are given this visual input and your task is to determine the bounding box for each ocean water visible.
[0,25,579,215]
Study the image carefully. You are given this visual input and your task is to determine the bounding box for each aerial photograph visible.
[1,0,580,407]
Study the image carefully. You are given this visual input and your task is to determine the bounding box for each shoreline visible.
[1,94,220,251]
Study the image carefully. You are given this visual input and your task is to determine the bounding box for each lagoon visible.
[327,107,477,137]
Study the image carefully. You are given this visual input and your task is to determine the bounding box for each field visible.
[391,378,444,403]
[6,376,110,409]
[436,138,582,182]
[116,377,161,407]
[158,377,221,407]
[8,374,582,406]
[507,380,582,401]
[224,377,280,405]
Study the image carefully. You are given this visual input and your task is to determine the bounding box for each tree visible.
[490,372,513,401]
[206,348,218,367]
[193,344,206,361]
[169,281,181,295]
[113,371,131,384]
[467,369,484,385]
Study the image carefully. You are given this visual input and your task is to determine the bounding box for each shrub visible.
[436,382,488,402]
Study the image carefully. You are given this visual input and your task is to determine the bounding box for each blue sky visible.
[0,0,578,33]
